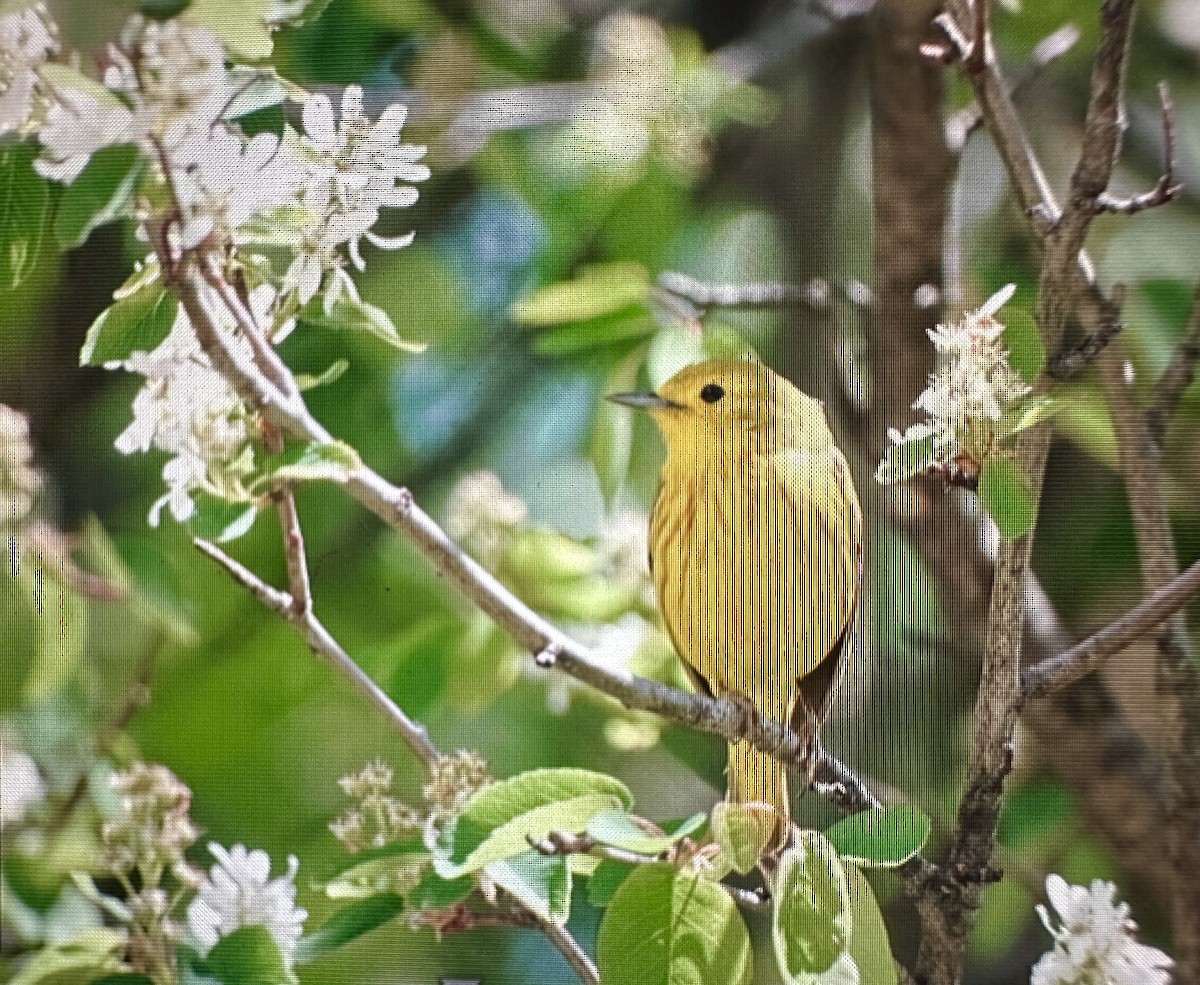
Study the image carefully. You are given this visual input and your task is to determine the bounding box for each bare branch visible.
[656,271,811,309]
[1096,81,1184,215]
[194,538,442,771]
[528,830,666,866]
[1021,557,1200,700]
[536,917,600,985]
[1148,282,1200,445]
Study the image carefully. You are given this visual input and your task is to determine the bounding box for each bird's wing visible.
[764,445,863,725]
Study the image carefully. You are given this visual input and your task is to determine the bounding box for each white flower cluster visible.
[890,284,1029,462]
[112,285,265,526]
[0,3,56,137]
[21,12,429,526]
[1031,874,1172,985]
[445,469,529,565]
[186,843,308,970]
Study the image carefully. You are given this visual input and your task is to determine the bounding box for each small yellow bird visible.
[609,358,862,847]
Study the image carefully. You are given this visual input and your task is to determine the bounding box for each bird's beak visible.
[606,391,681,411]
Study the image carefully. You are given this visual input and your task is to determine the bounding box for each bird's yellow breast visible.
[649,443,861,723]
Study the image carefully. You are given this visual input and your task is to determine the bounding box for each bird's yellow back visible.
[641,359,862,845]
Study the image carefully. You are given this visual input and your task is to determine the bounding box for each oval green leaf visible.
[511,262,650,327]
[294,894,405,966]
[597,864,752,985]
[711,801,779,875]
[978,457,1036,540]
[0,144,52,291]
[772,831,852,981]
[433,768,633,877]
[203,926,293,985]
[54,144,143,249]
[485,851,572,925]
[824,806,931,869]
[80,282,177,366]
[586,809,706,856]
[844,866,897,985]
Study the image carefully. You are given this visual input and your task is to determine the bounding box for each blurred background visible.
[3,0,1200,981]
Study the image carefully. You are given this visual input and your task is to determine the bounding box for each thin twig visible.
[1096,81,1184,215]
[194,538,442,771]
[1021,557,1200,700]
[536,917,600,985]
[528,830,665,866]
[656,271,811,309]
[1147,282,1200,446]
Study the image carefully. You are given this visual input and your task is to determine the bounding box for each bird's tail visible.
[726,739,791,847]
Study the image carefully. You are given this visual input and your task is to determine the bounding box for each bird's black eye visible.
[700,383,725,404]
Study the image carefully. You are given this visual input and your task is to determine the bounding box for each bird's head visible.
[607,358,829,460]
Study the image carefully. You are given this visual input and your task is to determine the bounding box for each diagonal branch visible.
[1021,556,1200,700]
[1147,282,1200,445]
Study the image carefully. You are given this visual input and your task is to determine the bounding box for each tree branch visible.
[1021,556,1200,700]
[1147,282,1200,445]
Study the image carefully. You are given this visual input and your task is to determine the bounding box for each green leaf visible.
[597,864,752,985]
[140,0,192,20]
[531,309,657,357]
[433,768,633,877]
[825,806,931,869]
[874,433,940,485]
[1000,306,1045,381]
[586,810,706,856]
[295,360,349,391]
[407,871,475,911]
[294,894,405,965]
[79,282,177,366]
[711,801,779,875]
[590,348,643,506]
[978,457,1036,540]
[53,144,143,249]
[299,291,423,352]
[510,262,651,326]
[260,441,362,486]
[586,859,634,908]
[772,831,852,981]
[89,976,155,985]
[185,0,277,60]
[203,927,294,985]
[189,496,258,544]
[0,143,52,290]
[485,851,572,925]
[9,929,127,985]
[1000,395,1059,437]
[844,866,897,985]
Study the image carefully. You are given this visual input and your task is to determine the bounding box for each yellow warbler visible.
[609,358,862,847]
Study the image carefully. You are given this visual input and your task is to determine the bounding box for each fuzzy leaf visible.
[511,262,651,326]
[53,144,143,249]
[825,806,931,869]
[0,144,52,290]
[80,281,177,366]
[772,831,852,981]
[485,851,572,925]
[432,768,632,877]
[978,457,1036,540]
[294,894,405,965]
[585,810,706,856]
[597,864,752,985]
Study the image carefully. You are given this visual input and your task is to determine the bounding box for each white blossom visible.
[297,83,430,271]
[0,731,46,831]
[912,284,1028,457]
[1031,874,1172,985]
[445,469,528,564]
[112,297,259,526]
[0,3,56,137]
[186,843,308,968]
